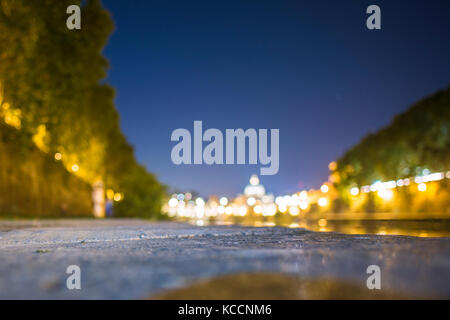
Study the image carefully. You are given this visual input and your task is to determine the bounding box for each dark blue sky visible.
[102,0,450,198]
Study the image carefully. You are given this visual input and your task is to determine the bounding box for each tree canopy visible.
[0,0,165,217]
[333,88,450,191]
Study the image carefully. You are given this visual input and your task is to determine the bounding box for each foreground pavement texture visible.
[0,220,449,299]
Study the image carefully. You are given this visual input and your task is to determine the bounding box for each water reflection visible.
[193,217,450,237]
[152,272,413,299]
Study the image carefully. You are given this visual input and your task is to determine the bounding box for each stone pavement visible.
[0,219,449,299]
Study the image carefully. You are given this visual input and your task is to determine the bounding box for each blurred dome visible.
[244,175,265,198]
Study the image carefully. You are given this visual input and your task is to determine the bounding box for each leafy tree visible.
[0,0,166,217]
[333,88,450,213]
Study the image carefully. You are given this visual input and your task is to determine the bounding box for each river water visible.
[196,218,450,237]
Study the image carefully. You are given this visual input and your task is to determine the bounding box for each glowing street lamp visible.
[168,198,178,207]
[219,197,228,206]
[195,197,205,206]
[247,197,256,206]
[299,201,308,210]
[318,197,328,207]
[278,204,287,213]
[113,193,123,202]
[418,183,427,192]
[253,205,262,214]
[299,191,308,200]
[289,206,299,216]
[377,189,393,200]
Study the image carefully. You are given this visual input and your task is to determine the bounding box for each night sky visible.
[102,0,450,198]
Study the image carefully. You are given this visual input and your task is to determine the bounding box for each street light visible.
[219,197,228,206]
[318,197,328,207]
[418,183,427,192]
[350,187,359,196]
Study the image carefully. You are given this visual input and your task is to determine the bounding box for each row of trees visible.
[0,122,93,217]
[0,0,165,217]
[331,88,449,213]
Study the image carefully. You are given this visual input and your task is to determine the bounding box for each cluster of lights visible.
[167,194,209,219]
[164,180,333,220]
[53,152,124,204]
[54,152,81,174]
[349,170,449,199]
[106,189,124,202]
[166,193,282,219]
[164,168,450,221]
[164,165,450,223]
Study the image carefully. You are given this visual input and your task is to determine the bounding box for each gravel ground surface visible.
[0,219,449,299]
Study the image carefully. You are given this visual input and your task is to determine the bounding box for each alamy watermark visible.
[66,265,81,290]
[366,5,381,30]
[366,264,381,290]
[66,5,81,30]
[65,5,379,31]
[171,121,279,175]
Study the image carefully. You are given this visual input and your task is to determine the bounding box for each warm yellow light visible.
[263,204,277,217]
[318,197,328,207]
[328,161,337,171]
[350,187,359,196]
[247,197,256,206]
[275,196,284,206]
[299,191,308,200]
[299,201,308,210]
[106,189,115,200]
[54,152,62,161]
[176,207,185,217]
[217,205,225,214]
[253,205,262,214]
[71,164,79,172]
[377,189,393,200]
[219,197,228,206]
[418,183,426,192]
[329,172,340,183]
[168,198,178,207]
[288,195,297,206]
[195,206,204,218]
[196,220,204,226]
[2,105,22,129]
[113,193,122,202]
[320,184,329,193]
[225,206,233,215]
[289,206,299,216]
[318,219,327,227]
[32,124,48,152]
[278,204,287,213]
[195,197,205,206]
